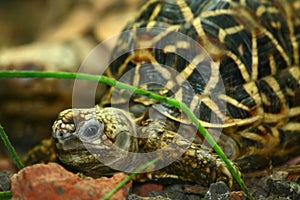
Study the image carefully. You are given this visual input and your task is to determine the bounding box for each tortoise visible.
[27,0,300,189]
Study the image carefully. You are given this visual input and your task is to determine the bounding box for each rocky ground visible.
[1,160,300,199]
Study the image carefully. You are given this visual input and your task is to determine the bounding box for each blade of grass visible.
[0,70,250,197]
[0,124,24,170]
[0,191,12,199]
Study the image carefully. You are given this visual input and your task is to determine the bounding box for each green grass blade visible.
[0,124,24,170]
[0,191,12,199]
[0,70,249,196]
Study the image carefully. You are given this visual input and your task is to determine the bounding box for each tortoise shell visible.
[106,0,300,125]
[103,0,300,163]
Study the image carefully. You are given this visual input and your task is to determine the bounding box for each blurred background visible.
[0,0,141,171]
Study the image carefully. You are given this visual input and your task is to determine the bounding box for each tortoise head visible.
[52,105,138,176]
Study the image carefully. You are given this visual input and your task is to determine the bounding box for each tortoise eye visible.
[79,119,104,141]
[83,125,99,138]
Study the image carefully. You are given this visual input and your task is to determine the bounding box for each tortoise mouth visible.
[56,147,119,177]
[54,135,128,174]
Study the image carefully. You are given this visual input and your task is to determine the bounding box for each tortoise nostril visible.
[57,131,64,138]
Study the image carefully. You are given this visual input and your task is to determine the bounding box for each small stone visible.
[204,181,230,200]
[11,162,131,200]
[0,170,13,191]
[230,191,244,200]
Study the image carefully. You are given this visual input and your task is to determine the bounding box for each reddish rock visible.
[133,182,163,197]
[230,191,244,200]
[11,162,131,200]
